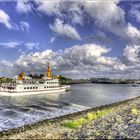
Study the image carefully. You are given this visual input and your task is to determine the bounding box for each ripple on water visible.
[15,107,31,112]
[25,104,53,111]
[2,110,18,118]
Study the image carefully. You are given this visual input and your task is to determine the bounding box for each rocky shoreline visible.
[0,96,140,139]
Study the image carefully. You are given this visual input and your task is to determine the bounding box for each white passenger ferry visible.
[0,63,70,96]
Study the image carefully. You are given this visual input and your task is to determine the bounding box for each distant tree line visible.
[0,74,72,84]
[0,78,13,83]
[28,74,44,79]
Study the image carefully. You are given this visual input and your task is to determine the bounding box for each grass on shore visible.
[63,109,112,129]
[131,108,138,115]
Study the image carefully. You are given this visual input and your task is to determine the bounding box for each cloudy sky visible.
[0,0,140,79]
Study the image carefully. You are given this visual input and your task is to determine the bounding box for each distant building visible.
[13,75,32,80]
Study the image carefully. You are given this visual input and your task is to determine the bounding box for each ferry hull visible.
[0,86,70,96]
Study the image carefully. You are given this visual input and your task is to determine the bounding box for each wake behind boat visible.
[0,63,70,96]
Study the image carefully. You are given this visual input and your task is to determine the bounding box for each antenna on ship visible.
[46,62,51,78]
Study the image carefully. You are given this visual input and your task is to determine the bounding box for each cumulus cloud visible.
[0,60,15,77]
[118,44,140,78]
[17,44,111,75]
[37,0,124,28]
[123,23,140,44]
[37,0,84,25]
[20,21,30,32]
[56,44,126,73]
[0,9,30,31]
[1,0,140,78]
[0,9,13,29]
[49,18,81,40]
[126,23,140,39]
[12,0,140,41]
[16,0,32,13]
[67,1,84,25]
[131,4,140,23]
[121,45,140,64]
[14,49,54,74]
[0,43,128,78]
[83,0,129,39]
[58,44,111,68]
[37,0,62,16]
[36,0,129,39]
[13,0,140,42]
[83,0,125,27]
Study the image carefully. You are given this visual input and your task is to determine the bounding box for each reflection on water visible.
[0,83,140,131]
[56,84,140,107]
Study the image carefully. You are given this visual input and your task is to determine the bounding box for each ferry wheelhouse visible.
[0,63,70,96]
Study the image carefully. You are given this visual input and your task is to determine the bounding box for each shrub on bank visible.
[131,108,138,115]
[64,118,87,129]
[63,109,112,129]
[87,113,97,121]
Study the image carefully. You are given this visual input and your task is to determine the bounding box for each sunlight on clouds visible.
[16,0,32,13]
[0,43,125,78]
[49,18,81,40]
[0,9,12,29]
[126,23,140,39]
[121,45,140,64]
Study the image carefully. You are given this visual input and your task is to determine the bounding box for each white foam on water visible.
[0,104,90,132]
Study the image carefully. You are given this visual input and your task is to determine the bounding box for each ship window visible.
[30,87,32,89]
[27,87,29,89]
[24,87,26,89]
[33,87,35,89]
[36,87,38,89]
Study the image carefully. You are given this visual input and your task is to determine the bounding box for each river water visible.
[0,83,140,131]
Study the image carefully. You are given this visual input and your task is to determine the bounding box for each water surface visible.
[0,83,140,131]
